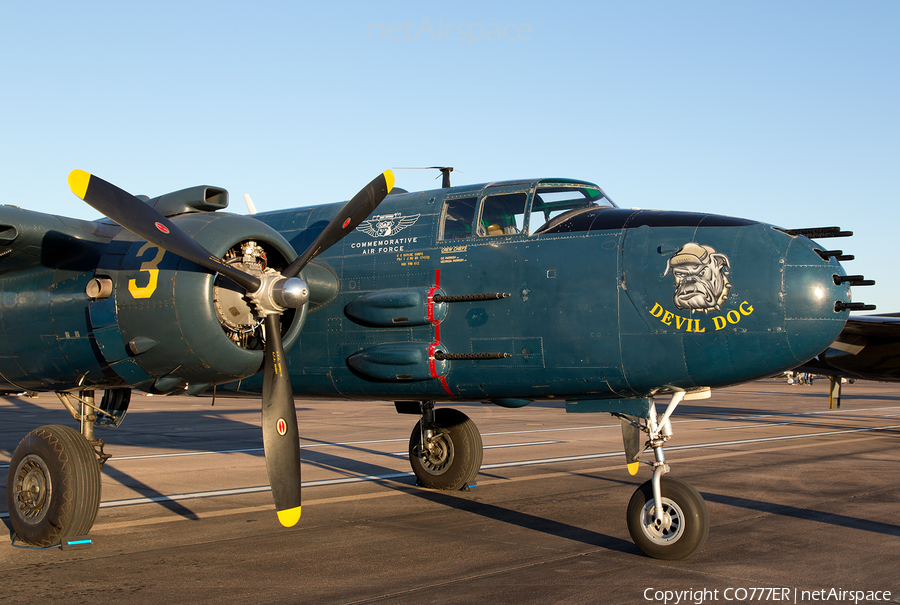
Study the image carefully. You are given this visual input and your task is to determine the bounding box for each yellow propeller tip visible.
[383,170,394,193]
[627,462,640,476]
[276,505,302,527]
[68,170,91,200]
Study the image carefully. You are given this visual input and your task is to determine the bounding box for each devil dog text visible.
[649,301,755,332]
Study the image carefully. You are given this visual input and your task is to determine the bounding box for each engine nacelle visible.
[89,211,306,394]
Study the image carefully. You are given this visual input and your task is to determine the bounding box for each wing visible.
[798,314,900,382]
[0,205,116,275]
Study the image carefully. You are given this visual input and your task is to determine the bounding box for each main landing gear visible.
[620,390,710,560]
[6,390,125,547]
[398,401,482,491]
[6,425,100,547]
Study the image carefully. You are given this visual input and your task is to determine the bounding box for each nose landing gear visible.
[619,390,711,560]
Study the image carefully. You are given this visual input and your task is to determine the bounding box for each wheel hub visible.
[640,498,684,545]
[419,433,454,474]
[12,455,52,525]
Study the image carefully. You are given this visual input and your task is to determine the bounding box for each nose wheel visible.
[627,476,708,560]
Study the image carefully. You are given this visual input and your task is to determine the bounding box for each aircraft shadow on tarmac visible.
[406,487,643,556]
[297,435,648,556]
[98,466,201,521]
[701,492,900,538]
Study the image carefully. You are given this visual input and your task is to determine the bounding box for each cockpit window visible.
[530,186,615,235]
[477,192,528,237]
[440,197,478,240]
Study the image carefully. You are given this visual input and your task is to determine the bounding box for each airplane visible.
[795,313,900,407]
[809,313,900,382]
[1,168,875,560]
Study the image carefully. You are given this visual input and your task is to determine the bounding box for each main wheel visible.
[6,425,102,547]
[409,408,483,490]
[626,476,709,560]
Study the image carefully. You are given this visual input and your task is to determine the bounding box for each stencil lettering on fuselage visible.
[352,213,421,255]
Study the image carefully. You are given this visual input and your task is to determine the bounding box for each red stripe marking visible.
[438,375,453,396]
[428,341,439,380]
[428,269,454,398]
[427,286,439,323]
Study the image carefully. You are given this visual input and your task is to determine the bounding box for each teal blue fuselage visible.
[0,178,850,406]
[227,182,849,403]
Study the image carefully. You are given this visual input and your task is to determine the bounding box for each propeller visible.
[244,193,258,215]
[68,168,394,526]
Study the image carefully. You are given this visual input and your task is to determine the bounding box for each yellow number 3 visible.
[128,243,165,299]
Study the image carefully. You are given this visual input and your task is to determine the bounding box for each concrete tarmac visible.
[1,379,899,604]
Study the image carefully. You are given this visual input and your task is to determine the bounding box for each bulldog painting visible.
[663,243,732,313]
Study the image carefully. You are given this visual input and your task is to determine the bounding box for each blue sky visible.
[1,1,897,311]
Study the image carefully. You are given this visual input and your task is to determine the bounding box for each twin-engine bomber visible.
[1,169,873,560]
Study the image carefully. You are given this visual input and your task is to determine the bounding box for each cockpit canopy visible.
[439,178,616,241]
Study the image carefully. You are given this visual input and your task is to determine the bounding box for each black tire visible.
[626,476,709,560]
[6,424,101,547]
[409,408,483,490]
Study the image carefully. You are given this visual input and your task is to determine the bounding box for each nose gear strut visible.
[618,388,711,560]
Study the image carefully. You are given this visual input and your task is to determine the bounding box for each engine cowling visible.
[90,212,306,394]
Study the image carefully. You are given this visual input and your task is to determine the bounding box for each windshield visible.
[530,185,615,235]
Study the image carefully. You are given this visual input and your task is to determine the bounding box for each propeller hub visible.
[249,273,309,317]
[273,277,310,309]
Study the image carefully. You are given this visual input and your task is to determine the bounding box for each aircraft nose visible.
[617,214,865,391]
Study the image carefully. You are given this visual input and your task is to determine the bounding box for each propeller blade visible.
[244,193,257,215]
[259,170,391,524]
[68,170,261,293]
[282,170,394,278]
[261,313,302,526]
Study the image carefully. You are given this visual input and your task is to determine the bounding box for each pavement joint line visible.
[389,440,562,456]
[709,422,799,431]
